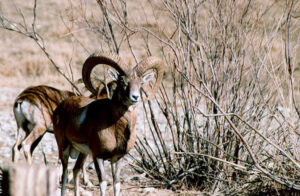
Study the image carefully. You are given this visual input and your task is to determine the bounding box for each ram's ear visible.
[141,72,155,84]
[108,69,119,81]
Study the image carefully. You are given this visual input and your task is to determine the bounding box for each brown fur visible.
[53,96,137,162]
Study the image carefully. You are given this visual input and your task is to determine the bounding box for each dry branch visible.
[0,0,82,95]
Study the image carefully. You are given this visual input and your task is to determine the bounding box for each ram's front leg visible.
[111,160,121,196]
[93,156,107,196]
[60,145,71,196]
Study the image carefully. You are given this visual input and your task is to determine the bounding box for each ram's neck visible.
[82,99,129,129]
[110,100,129,119]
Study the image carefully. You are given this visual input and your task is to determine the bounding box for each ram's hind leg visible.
[69,160,93,187]
[82,160,93,187]
[21,125,46,164]
[73,152,88,196]
[12,126,23,162]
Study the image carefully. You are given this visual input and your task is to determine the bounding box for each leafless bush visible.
[127,0,300,194]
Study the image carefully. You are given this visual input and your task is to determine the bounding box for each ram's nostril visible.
[132,95,139,100]
[130,94,140,102]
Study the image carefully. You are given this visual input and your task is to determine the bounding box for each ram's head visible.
[82,52,164,106]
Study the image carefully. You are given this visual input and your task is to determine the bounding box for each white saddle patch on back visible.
[75,107,88,128]
[71,142,92,155]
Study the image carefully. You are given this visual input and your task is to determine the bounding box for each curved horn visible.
[82,52,128,95]
[136,57,165,101]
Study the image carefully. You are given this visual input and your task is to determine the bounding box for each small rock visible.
[140,187,156,193]
[81,190,92,196]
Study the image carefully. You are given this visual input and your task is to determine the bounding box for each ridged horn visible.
[136,57,165,101]
[82,52,128,96]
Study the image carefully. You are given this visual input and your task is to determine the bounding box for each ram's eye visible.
[120,77,128,89]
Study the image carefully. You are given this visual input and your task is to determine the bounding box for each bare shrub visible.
[128,0,300,194]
